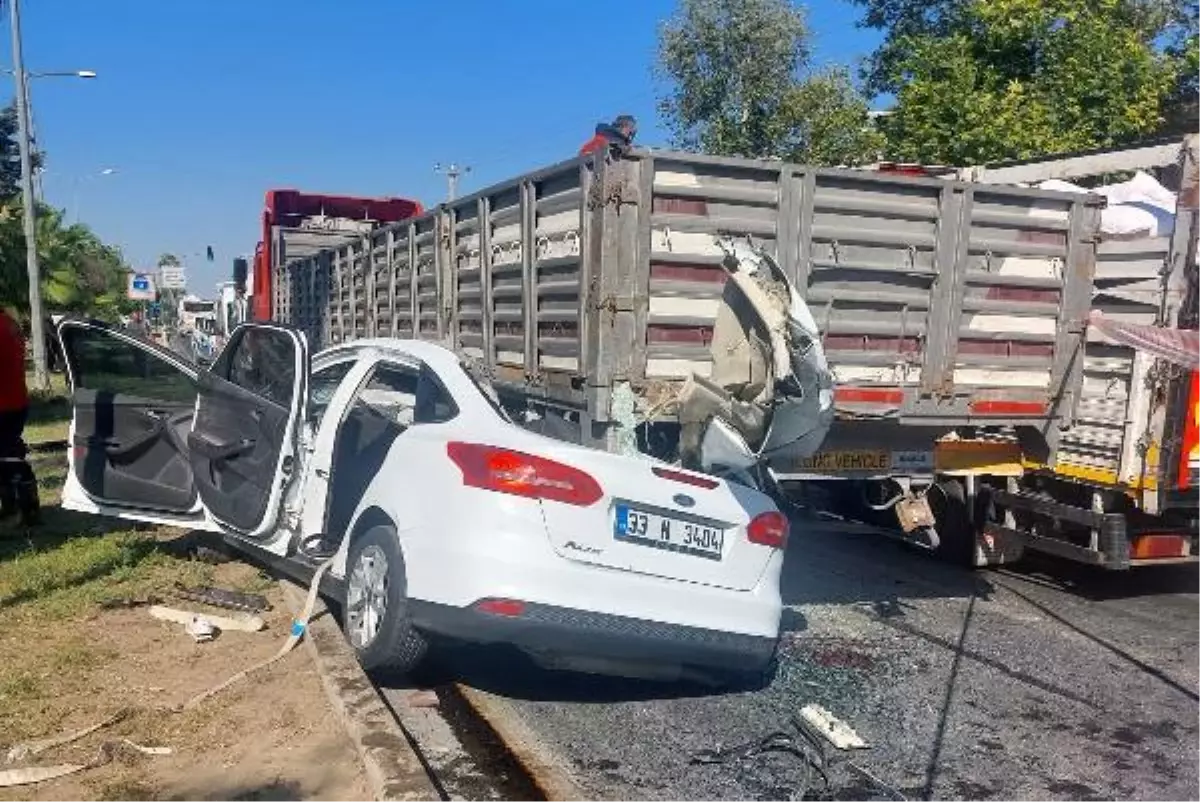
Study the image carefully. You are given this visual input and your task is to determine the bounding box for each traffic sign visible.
[159,266,187,290]
[127,272,157,301]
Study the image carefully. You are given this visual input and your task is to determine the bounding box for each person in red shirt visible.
[579,114,638,158]
[0,307,39,526]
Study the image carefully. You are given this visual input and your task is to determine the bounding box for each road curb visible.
[279,581,440,802]
[452,685,586,801]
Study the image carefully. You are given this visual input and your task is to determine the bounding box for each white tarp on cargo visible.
[1038,171,1176,238]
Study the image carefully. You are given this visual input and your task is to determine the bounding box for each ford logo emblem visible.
[673,493,696,508]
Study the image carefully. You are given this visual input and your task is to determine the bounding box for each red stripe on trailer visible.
[958,339,1055,358]
[969,399,1048,415]
[983,286,1061,304]
[647,325,713,344]
[836,388,904,405]
[649,263,727,284]
[823,335,921,354]
[653,197,709,216]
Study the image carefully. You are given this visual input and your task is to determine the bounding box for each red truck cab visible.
[253,190,423,321]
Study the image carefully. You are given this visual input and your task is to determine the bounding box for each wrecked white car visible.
[55,321,788,685]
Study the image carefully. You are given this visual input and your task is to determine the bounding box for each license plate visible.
[614,505,724,560]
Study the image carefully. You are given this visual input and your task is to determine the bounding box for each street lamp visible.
[3,69,98,79]
[6,0,97,389]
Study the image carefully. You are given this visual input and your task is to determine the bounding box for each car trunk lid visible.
[525,439,779,592]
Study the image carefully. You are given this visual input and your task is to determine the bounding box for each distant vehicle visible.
[54,322,786,686]
[177,296,217,334]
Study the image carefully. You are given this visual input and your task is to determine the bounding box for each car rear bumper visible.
[408,598,779,673]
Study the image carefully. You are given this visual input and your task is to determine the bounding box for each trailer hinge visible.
[594,295,637,314]
[587,177,639,210]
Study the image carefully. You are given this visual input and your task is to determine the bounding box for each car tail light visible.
[747,511,789,549]
[446,442,603,506]
[651,465,719,489]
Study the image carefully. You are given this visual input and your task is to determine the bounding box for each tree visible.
[0,201,134,322]
[0,101,43,201]
[656,0,885,166]
[850,0,1198,163]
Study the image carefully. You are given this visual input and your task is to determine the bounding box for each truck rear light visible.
[651,465,719,490]
[969,400,1048,416]
[1129,534,1191,560]
[475,598,527,617]
[446,442,603,507]
[1178,371,1198,490]
[747,510,789,549]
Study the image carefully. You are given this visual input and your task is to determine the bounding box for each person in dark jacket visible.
[579,114,638,157]
[0,307,39,526]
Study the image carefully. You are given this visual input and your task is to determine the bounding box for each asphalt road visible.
[423,514,1199,801]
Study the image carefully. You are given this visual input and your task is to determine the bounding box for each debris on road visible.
[799,703,868,750]
[148,603,265,633]
[690,720,832,800]
[171,581,272,614]
[3,712,171,790]
[404,689,441,709]
[0,739,173,788]
[185,615,216,642]
[5,710,126,764]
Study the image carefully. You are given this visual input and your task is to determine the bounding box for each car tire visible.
[343,524,428,674]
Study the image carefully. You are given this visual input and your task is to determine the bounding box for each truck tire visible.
[929,479,978,567]
[344,524,428,674]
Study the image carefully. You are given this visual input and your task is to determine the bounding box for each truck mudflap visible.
[675,240,834,480]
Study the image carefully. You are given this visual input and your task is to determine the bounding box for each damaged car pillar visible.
[675,238,835,492]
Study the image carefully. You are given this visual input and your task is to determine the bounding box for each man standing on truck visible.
[579,114,638,157]
[0,307,39,527]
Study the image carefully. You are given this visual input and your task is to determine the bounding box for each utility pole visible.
[434,162,471,201]
[10,0,48,389]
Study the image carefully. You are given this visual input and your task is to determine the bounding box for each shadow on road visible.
[998,551,1199,601]
[781,509,997,613]
[375,639,732,704]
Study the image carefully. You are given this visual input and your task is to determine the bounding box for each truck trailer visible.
[261,146,1136,568]
[958,135,1200,569]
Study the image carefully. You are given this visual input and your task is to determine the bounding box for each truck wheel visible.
[344,524,428,674]
[928,479,978,567]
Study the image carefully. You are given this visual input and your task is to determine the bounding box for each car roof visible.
[313,338,463,372]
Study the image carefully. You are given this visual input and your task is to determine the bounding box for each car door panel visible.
[188,324,308,538]
[58,321,200,515]
[72,389,197,511]
[188,372,292,532]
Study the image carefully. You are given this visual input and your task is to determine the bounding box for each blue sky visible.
[6,1,881,295]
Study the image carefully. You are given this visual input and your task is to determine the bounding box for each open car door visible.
[57,320,308,540]
[57,319,214,529]
[186,323,308,540]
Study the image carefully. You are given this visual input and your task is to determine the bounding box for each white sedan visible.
[55,321,787,686]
